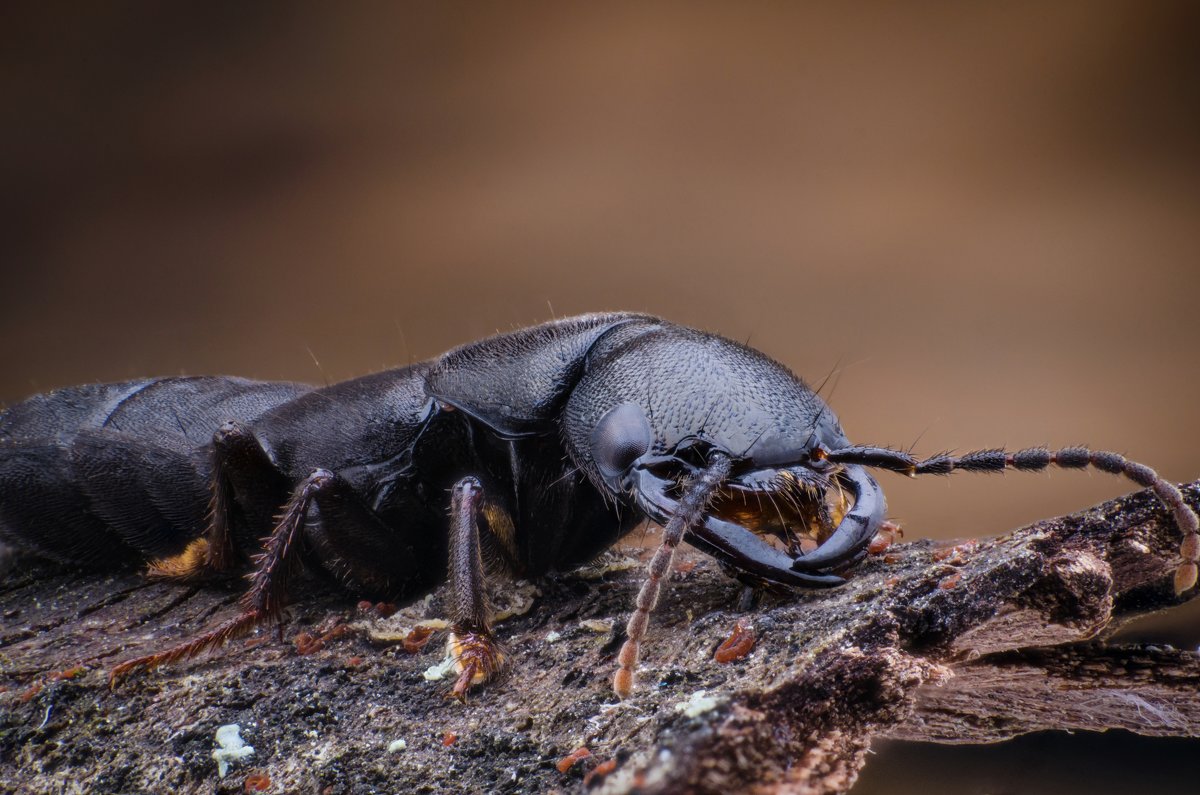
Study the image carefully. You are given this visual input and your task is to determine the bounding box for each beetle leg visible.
[446,476,505,700]
[204,420,292,572]
[615,454,732,698]
[305,478,429,599]
[790,465,886,572]
[111,468,334,686]
[150,421,292,579]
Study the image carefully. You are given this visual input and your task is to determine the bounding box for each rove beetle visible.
[0,312,1195,698]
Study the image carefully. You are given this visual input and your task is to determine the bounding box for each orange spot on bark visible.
[714,618,756,663]
[403,626,437,654]
[51,665,86,681]
[584,759,617,787]
[294,632,324,655]
[933,541,976,565]
[244,772,271,792]
[295,622,353,656]
[556,746,593,773]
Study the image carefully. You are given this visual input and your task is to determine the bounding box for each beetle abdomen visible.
[0,377,311,566]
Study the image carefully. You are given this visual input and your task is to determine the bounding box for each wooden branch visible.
[888,644,1200,744]
[1,483,1197,794]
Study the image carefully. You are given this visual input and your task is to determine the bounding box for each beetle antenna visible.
[614,452,731,698]
[824,444,1200,593]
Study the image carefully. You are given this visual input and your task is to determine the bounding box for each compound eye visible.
[591,403,652,480]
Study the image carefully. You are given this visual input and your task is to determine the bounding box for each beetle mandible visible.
[0,312,1196,698]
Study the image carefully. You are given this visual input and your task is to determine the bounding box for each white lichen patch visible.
[491,580,541,621]
[355,593,442,642]
[674,690,720,718]
[544,630,563,643]
[212,723,255,778]
[307,740,339,765]
[367,616,451,645]
[422,651,458,682]
[363,582,536,645]
[1126,538,1152,555]
[417,618,449,630]
[387,739,408,754]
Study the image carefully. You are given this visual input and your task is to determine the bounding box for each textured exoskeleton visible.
[1,313,1195,697]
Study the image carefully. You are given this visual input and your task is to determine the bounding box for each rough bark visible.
[1,483,1197,794]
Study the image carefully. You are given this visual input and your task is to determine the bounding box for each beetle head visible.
[563,325,886,586]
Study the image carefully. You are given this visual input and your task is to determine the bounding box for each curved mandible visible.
[631,468,846,587]
[790,464,886,572]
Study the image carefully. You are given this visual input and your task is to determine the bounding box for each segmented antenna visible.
[614,453,731,698]
[825,444,1199,593]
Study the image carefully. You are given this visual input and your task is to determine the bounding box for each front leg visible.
[446,476,506,700]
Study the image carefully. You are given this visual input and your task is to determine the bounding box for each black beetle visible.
[1,312,1195,697]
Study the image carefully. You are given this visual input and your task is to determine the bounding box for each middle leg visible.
[446,476,506,700]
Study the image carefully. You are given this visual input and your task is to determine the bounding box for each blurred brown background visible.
[2,2,1198,791]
